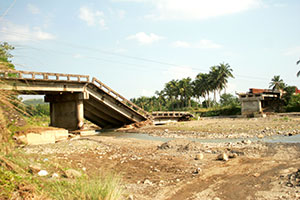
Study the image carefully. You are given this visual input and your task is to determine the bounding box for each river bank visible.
[22,135,300,200]
[122,114,300,139]
[20,114,300,199]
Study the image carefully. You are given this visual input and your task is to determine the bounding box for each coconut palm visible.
[194,73,212,107]
[297,59,300,77]
[178,77,193,107]
[269,75,285,91]
[164,79,180,109]
[192,78,206,105]
[208,66,219,103]
[216,63,234,94]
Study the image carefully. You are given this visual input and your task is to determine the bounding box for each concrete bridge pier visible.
[45,93,89,130]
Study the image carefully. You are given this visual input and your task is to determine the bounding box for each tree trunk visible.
[213,90,216,104]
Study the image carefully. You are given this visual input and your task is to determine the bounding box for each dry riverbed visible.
[128,114,300,139]
[22,115,300,200]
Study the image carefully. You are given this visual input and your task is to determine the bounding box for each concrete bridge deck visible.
[152,111,194,125]
[0,70,150,130]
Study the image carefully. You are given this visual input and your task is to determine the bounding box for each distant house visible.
[238,88,282,117]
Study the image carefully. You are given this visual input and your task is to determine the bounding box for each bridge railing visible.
[151,111,191,117]
[92,77,151,118]
[0,69,151,119]
[0,70,90,82]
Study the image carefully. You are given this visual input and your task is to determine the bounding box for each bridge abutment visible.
[45,93,88,130]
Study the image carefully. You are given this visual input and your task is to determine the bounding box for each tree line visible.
[131,63,235,112]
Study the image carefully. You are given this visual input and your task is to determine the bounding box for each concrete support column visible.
[76,99,84,129]
[240,99,262,116]
[45,93,88,130]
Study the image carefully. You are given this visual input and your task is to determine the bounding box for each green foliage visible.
[23,99,46,106]
[283,86,297,105]
[269,75,285,90]
[220,93,240,106]
[132,62,234,111]
[45,174,124,200]
[0,151,125,200]
[0,165,26,199]
[26,104,50,116]
[0,42,15,69]
[196,105,241,117]
[286,94,300,112]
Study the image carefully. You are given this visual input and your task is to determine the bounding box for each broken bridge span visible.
[0,70,151,130]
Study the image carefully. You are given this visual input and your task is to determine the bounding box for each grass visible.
[0,150,125,200]
[6,115,50,135]
[45,174,124,200]
[273,116,290,122]
[25,115,50,127]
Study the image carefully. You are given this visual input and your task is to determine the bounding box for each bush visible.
[196,105,241,117]
[285,94,300,112]
[220,93,240,106]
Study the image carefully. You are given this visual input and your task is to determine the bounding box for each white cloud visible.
[127,32,164,45]
[27,3,40,14]
[164,66,197,79]
[33,27,55,40]
[284,46,300,56]
[172,40,222,49]
[0,22,55,42]
[79,6,107,29]
[113,0,263,20]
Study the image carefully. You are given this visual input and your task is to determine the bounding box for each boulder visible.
[143,179,152,185]
[38,170,48,176]
[195,153,204,160]
[217,153,229,161]
[242,140,252,145]
[257,134,264,139]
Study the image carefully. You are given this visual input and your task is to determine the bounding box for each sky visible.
[0,0,300,100]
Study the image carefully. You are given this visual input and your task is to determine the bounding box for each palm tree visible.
[192,78,205,105]
[269,75,285,91]
[164,79,180,109]
[155,90,165,111]
[208,66,219,104]
[178,78,193,107]
[195,73,212,107]
[297,58,300,77]
[216,63,234,94]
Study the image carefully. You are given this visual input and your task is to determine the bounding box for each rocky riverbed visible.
[124,115,300,140]
[22,121,300,200]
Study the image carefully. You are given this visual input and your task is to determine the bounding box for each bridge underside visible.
[1,78,148,130]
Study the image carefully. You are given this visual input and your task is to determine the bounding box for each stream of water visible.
[95,131,300,144]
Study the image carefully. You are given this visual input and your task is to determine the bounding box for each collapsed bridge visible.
[0,70,150,130]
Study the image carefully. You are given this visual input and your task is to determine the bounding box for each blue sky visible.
[1,0,300,99]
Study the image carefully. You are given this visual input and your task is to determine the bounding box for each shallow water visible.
[96,131,300,144]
